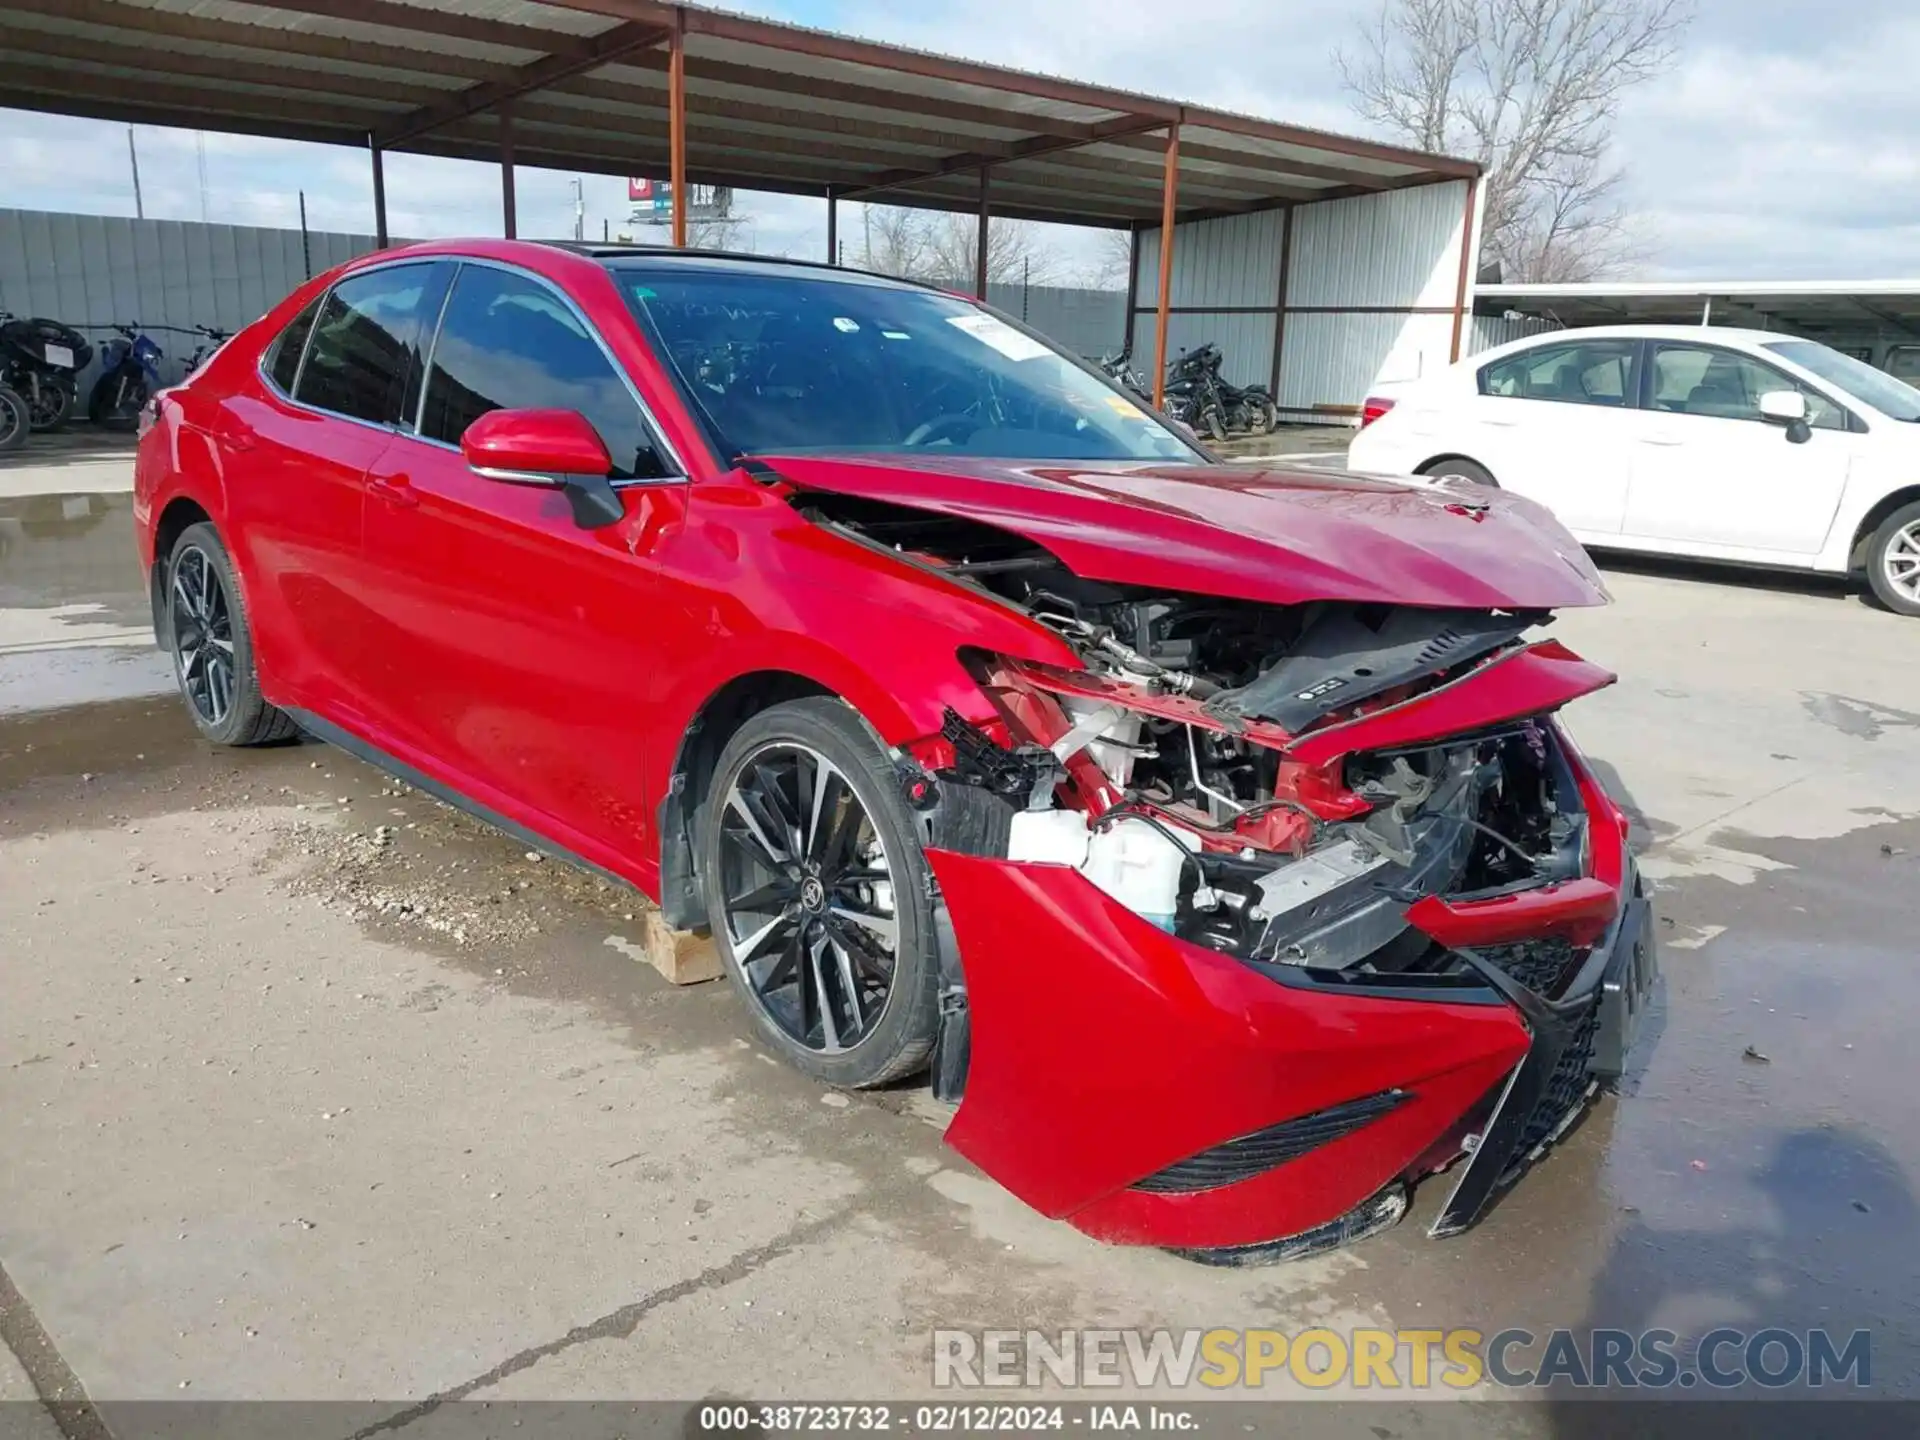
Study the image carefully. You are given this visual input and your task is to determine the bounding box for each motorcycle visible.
[1163,342,1279,442]
[185,323,233,376]
[0,312,90,432]
[1098,345,1150,400]
[89,322,166,430]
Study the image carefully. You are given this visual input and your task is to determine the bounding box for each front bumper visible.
[924,734,1652,1256]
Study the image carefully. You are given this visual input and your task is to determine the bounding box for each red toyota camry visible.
[134,240,1655,1262]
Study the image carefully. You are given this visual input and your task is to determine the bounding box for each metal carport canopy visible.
[1478,281,1920,336]
[0,0,1474,232]
[0,0,1479,405]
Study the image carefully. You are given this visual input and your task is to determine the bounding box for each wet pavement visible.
[2,467,1918,1429]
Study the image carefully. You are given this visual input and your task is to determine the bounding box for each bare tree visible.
[1338,0,1690,281]
[857,204,1062,287]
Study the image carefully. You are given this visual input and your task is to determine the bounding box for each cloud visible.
[2,0,1916,281]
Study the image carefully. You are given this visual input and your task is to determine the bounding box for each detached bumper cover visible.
[1428,873,1656,1237]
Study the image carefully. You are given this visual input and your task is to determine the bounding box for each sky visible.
[2,0,1915,283]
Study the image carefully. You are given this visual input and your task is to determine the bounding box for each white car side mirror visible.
[1759,390,1808,425]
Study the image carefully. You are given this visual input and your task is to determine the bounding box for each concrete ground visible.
[2,443,1918,1434]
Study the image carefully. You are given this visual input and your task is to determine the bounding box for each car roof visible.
[1495,324,1791,346]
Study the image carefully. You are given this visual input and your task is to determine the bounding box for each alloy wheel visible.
[1885,520,1920,604]
[717,742,900,1054]
[170,545,236,727]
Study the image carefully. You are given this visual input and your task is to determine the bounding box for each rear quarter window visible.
[265,296,321,394]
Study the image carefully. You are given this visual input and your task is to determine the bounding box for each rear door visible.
[359,260,687,870]
[1463,338,1640,535]
[223,261,448,722]
[1619,341,1856,555]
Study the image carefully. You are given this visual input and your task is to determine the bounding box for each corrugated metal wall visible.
[1129,177,1480,416]
[982,280,1127,362]
[0,208,382,390]
[1274,312,1457,414]
[1286,184,1469,309]
[1131,210,1286,387]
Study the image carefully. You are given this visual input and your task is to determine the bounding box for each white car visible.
[1347,325,1920,616]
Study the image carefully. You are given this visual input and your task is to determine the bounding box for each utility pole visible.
[298,191,311,279]
[196,132,210,223]
[127,127,144,219]
[572,178,585,242]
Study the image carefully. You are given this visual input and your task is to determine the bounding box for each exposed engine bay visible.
[804,494,1598,982]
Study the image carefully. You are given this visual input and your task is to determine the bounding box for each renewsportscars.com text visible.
[932,1327,1872,1391]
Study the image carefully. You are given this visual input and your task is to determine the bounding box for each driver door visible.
[1618,342,1857,555]
[358,261,688,870]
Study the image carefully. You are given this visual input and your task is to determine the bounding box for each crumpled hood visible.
[762,454,1610,611]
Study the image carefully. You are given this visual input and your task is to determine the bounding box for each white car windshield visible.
[1765,340,1920,423]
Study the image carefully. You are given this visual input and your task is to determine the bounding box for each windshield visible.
[1764,339,1920,422]
[613,264,1201,463]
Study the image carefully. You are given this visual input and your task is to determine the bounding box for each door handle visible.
[368,475,420,509]
[1638,435,1685,447]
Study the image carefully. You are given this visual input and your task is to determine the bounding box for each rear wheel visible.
[1866,500,1920,617]
[22,376,71,432]
[164,523,298,745]
[699,697,940,1088]
[1420,457,1498,488]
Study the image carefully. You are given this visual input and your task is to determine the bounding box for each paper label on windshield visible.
[946,312,1051,362]
[43,343,74,368]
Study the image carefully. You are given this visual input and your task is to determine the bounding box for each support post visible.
[1151,122,1180,410]
[1121,220,1141,364]
[826,187,838,265]
[669,8,688,248]
[369,137,388,248]
[499,102,517,239]
[1448,175,1478,362]
[1268,205,1293,397]
[974,166,991,299]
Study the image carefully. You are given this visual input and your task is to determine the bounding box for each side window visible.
[265,296,321,394]
[293,265,438,426]
[1650,344,1846,431]
[1479,341,1637,408]
[420,265,668,480]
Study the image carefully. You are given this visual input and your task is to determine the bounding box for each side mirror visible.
[1759,389,1812,444]
[461,408,623,529]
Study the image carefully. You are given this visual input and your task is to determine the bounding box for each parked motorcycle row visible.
[0,314,231,452]
[1100,340,1279,442]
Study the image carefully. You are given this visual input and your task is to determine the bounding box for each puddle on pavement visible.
[0,491,170,713]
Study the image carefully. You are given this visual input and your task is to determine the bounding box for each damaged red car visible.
[134,241,1656,1262]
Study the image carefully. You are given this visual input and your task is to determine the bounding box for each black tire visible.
[1865,499,1920,618]
[163,522,299,746]
[88,372,144,429]
[0,386,26,452]
[1203,406,1229,444]
[1420,456,1499,488]
[23,377,71,432]
[699,697,939,1088]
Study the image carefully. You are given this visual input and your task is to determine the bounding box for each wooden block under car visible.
[639,909,724,985]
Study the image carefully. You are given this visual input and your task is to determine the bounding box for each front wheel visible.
[1866,500,1920,617]
[699,697,940,1088]
[0,386,26,451]
[20,375,71,431]
[89,370,147,430]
